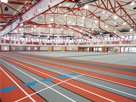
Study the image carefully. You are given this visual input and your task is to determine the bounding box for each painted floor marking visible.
[0,67,36,102]
[2,60,77,102]
[2,59,116,102]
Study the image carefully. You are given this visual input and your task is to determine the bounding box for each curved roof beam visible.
[43,3,125,37]
[86,10,124,37]
[89,0,136,29]
[60,6,124,37]
[26,21,90,39]
[0,0,65,37]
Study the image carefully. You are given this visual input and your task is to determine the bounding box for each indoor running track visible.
[0,52,136,102]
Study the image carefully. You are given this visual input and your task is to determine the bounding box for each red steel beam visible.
[116,1,136,29]
[0,0,65,36]
[8,1,25,5]
[0,3,3,14]
[107,0,116,13]
[89,1,135,29]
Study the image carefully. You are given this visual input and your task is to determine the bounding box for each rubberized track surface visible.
[0,52,136,102]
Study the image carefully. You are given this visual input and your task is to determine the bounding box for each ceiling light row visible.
[0,0,8,3]
[130,1,135,6]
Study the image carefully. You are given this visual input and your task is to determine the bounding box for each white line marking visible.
[8,54,136,89]
[30,61,136,98]
[0,67,36,102]
[1,60,77,102]
[4,55,136,98]
[1,59,115,102]
[18,54,136,89]
[16,74,82,102]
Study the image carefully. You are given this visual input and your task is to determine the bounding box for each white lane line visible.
[3,55,136,98]
[1,60,76,102]
[0,67,36,102]
[2,59,115,102]
[7,54,136,89]
[16,74,83,102]
[76,77,136,98]
[32,62,136,98]
[28,56,136,88]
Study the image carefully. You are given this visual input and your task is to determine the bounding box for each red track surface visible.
[18,54,136,76]
[5,55,136,89]
[1,55,136,102]
[0,65,46,102]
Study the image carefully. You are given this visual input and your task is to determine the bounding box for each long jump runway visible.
[0,52,136,102]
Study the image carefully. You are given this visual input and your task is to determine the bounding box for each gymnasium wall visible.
[0,45,136,52]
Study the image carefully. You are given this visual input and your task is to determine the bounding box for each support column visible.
[89,47,93,52]
[0,45,1,52]
[119,47,121,53]
[102,47,107,52]
[9,46,12,52]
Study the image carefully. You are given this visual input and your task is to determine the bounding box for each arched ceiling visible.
[0,0,136,38]
[0,0,37,30]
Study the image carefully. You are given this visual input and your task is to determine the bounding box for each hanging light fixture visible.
[130,29,134,32]
[84,4,89,9]
[104,25,108,29]
[123,22,126,25]
[113,15,118,20]
[82,16,85,19]
[102,10,106,14]
[0,0,8,3]
[130,1,135,6]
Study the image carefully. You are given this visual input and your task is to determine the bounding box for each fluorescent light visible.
[123,22,126,25]
[130,29,134,32]
[102,10,106,13]
[84,4,89,9]
[105,25,108,28]
[113,30,116,33]
[48,25,52,27]
[130,1,135,6]
[1,0,8,3]
[94,20,98,24]
[34,47,37,50]
[113,15,118,19]
[20,23,23,26]
[68,20,71,23]
[82,16,85,19]
[49,2,51,5]
[50,18,54,21]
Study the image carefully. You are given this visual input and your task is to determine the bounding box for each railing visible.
[1,39,136,47]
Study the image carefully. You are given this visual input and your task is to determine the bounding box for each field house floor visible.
[0,52,136,102]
